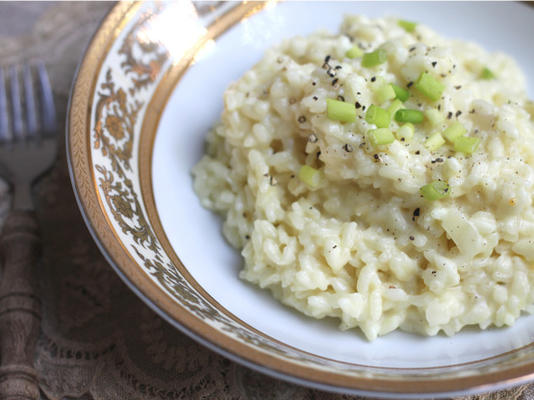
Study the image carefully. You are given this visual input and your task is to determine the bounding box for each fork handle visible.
[0,211,41,400]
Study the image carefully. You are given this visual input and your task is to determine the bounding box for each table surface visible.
[0,2,532,400]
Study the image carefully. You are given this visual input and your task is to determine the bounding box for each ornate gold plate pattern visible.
[67,1,534,397]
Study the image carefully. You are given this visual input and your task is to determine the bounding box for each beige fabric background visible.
[0,2,532,400]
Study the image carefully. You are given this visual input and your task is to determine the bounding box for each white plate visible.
[69,1,534,397]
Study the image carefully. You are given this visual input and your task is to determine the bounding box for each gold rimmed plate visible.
[67,1,534,397]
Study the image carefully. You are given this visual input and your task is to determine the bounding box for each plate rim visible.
[66,1,534,397]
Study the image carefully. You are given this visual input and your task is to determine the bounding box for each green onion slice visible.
[420,180,450,201]
[365,104,391,128]
[425,132,445,151]
[387,99,404,117]
[298,165,322,189]
[395,123,414,142]
[398,19,417,33]
[414,72,445,101]
[369,128,395,147]
[391,84,410,102]
[442,122,466,143]
[327,98,356,123]
[480,67,496,80]
[395,109,424,124]
[454,136,480,154]
[346,46,364,59]
[375,84,397,104]
[362,48,387,68]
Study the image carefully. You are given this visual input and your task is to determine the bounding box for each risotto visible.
[192,16,534,340]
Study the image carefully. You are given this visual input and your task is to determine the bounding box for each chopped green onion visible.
[395,123,414,142]
[391,84,410,102]
[454,136,480,154]
[414,72,445,101]
[480,67,496,80]
[425,109,444,127]
[395,109,424,124]
[420,180,450,201]
[442,122,466,143]
[387,99,404,117]
[346,45,363,59]
[398,19,417,33]
[365,104,391,128]
[375,84,396,104]
[425,132,445,151]
[326,98,356,123]
[369,128,395,147]
[298,165,322,189]
[362,48,387,68]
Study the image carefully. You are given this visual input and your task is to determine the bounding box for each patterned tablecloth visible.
[0,2,532,400]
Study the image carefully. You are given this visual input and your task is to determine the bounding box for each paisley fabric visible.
[0,2,531,400]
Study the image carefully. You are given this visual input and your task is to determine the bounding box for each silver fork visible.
[0,62,57,400]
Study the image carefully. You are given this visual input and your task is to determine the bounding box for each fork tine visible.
[23,64,38,138]
[0,67,9,141]
[9,65,24,139]
[36,62,56,135]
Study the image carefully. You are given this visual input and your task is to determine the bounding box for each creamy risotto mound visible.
[192,16,534,340]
